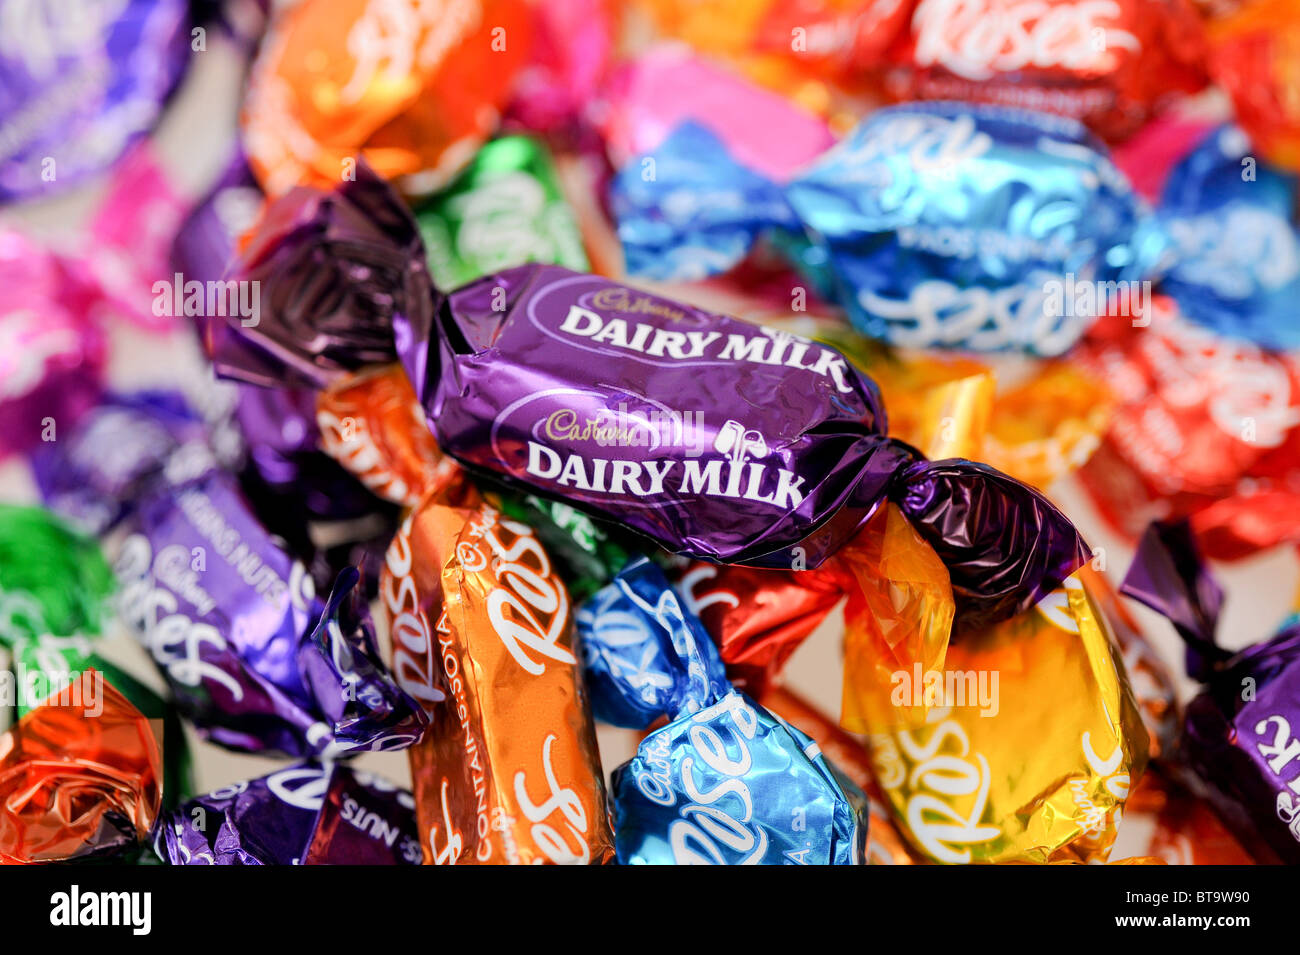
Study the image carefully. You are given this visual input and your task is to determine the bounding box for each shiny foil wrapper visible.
[505,0,619,134]
[317,364,461,509]
[8,633,193,812]
[381,498,614,864]
[241,0,532,196]
[580,559,867,864]
[674,560,844,696]
[1122,521,1300,864]
[232,381,391,530]
[759,686,921,864]
[1207,0,1300,171]
[1076,567,1178,760]
[813,326,1113,489]
[413,134,588,289]
[114,462,426,758]
[599,45,836,183]
[397,262,1088,629]
[0,505,115,645]
[1156,124,1300,352]
[157,762,420,865]
[0,0,191,202]
[612,103,1164,355]
[1076,297,1300,560]
[864,574,1149,863]
[0,672,162,865]
[612,691,868,864]
[30,392,205,536]
[220,164,433,390]
[487,487,640,601]
[879,0,1208,141]
[0,229,106,459]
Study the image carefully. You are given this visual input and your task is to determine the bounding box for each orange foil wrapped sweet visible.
[380,495,614,864]
[1206,0,1300,170]
[1121,766,1257,864]
[317,363,462,508]
[0,672,161,865]
[243,0,533,196]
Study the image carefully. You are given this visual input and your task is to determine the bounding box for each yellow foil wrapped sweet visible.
[822,330,1113,489]
[862,574,1150,864]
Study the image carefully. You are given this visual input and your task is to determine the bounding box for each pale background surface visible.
[2,36,1296,860]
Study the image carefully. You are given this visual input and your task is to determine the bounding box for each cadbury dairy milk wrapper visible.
[398,262,1089,630]
[217,168,1089,631]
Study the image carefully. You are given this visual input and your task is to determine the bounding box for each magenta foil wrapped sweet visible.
[0,229,106,459]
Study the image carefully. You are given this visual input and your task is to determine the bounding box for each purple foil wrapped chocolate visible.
[156,762,421,865]
[0,0,191,202]
[217,171,1089,630]
[113,460,426,758]
[212,167,432,390]
[401,263,1088,626]
[31,391,203,535]
[1123,521,1300,864]
[232,381,392,527]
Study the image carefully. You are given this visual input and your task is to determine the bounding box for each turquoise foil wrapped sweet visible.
[577,558,867,864]
[611,102,1166,355]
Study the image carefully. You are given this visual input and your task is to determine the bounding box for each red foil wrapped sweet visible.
[0,673,162,865]
[1076,296,1300,559]
[1206,0,1300,170]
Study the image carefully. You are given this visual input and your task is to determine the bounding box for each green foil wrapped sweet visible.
[0,507,194,807]
[0,504,114,646]
[491,489,638,601]
[413,135,588,288]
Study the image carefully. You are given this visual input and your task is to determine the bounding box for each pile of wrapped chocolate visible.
[1,0,1298,866]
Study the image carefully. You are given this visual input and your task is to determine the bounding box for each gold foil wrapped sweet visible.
[822,330,1114,490]
[863,574,1150,863]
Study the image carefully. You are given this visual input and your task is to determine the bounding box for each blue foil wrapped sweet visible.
[577,557,867,864]
[1157,124,1300,352]
[611,103,1165,355]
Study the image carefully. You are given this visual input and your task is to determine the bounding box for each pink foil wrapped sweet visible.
[0,229,106,459]
[599,45,835,181]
